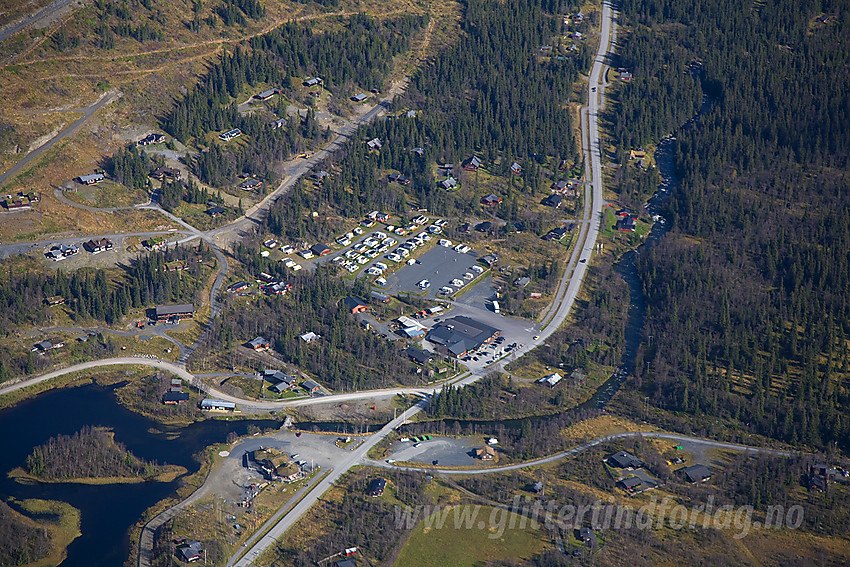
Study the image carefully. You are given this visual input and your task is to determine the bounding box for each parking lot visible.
[386,436,483,467]
[383,245,483,299]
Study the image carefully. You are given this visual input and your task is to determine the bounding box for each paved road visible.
[0,230,188,260]
[0,0,76,43]
[0,91,117,187]
[365,431,801,475]
[228,4,621,563]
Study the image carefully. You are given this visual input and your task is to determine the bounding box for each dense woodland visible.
[197,257,419,391]
[611,0,850,451]
[164,15,424,186]
[0,246,211,382]
[0,501,51,567]
[25,426,162,480]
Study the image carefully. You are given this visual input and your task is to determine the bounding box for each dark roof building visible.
[367,477,387,497]
[206,206,225,217]
[480,194,502,206]
[464,155,482,171]
[682,464,712,483]
[576,527,597,546]
[616,216,637,232]
[617,476,643,491]
[475,221,492,232]
[404,346,433,365]
[351,93,368,102]
[176,541,203,563]
[542,194,563,208]
[78,173,105,185]
[248,336,270,351]
[343,296,369,314]
[163,391,190,404]
[426,316,501,357]
[310,243,332,256]
[370,291,390,303]
[607,451,643,469]
[238,178,263,190]
[84,238,114,253]
[302,379,322,394]
[154,304,195,321]
[137,133,165,146]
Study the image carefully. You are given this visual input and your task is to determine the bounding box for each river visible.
[0,383,278,567]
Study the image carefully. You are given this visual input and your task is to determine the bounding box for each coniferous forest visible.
[614,0,850,451]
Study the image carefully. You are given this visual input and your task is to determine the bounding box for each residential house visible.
[620,71,633,82]
[218,128,242,141]
[238,178,263,191]
[150,167,181,181]
[404,346,433,365]
[411,147,424,156]
[616,216,637,232]
[303,77,323,87]
[206,205,225,217]
[514,276,531,288]
[84,238,114,253]
[163,391,190,404]
[137,133,165,146]
[176,541,203,563]
[143,236,167,250]
[576,527,597,547]
[351,93,368,102]
[543,226,570,241]
[366,137,383,150]
[44,295,65,306]
[617,476,643,492]
[227,281,249,293]
[254,88,279,100]
[78,173,105,185]
[479,253,498,266]
[464,155,482,171]
[269,118,288,129]
[302,379,322,395]
[343,296,369,314]
[628,149,646,161]
[370,291,390,303]
[458,222,471,233]
[538,372,563,387]
[475,221,492,232]
[542,194,563,208]
[480,194,502,206]
[476,446,497,460]
[388,172,410,185]
[440,177,458,190]
[510,162,522,175]
[367,477,387,497]
[300,331,320,343]
[681,464,712,483]
[530,481,544,494]
[247,336,270,351]
[607,451,643,469]
[163,260,188,272]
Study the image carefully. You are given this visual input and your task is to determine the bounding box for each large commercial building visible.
[425,316,500,357]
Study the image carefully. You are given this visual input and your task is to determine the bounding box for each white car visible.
[336,237,351,246]
[353,227,364,235]
[438,239,452,247]
[457,245,471,253]
[451,278,464,287]
[463,272,474,279]
[418,279,430,289]
[471,265,484,274]
[439,287,454,295]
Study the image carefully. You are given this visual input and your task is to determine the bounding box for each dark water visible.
[0,383,278,567]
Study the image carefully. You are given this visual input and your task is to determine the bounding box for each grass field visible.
[394,505,548,567]
[12,498,81,567]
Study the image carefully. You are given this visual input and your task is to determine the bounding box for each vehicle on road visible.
[418,279,430,289]
[533,335,540,340]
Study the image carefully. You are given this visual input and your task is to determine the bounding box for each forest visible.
[195,256,420,391]
[25,426,162,480]
[611,0,850,452]
[0,245,212,382]
[0,501,51,567]
[164,14,425,186]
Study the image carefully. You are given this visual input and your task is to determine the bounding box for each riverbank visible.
[8,465,187,485]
